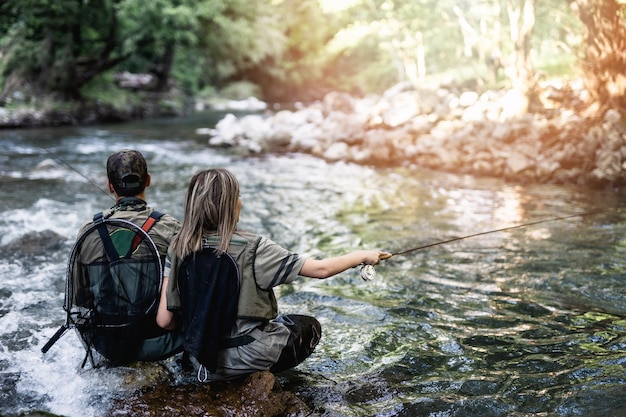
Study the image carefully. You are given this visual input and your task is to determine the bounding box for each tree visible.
[505,0,536,115]
[191,0,287,95]
[570,0,626,114]
[233,0,341,101]
[0,0,200,100]
[117,0,198,93]
[0,0,130,100]
[0,0,287,102]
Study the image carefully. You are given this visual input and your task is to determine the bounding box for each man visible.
[73,149,183,363]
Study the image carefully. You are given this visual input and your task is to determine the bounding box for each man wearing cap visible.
[74,149,184,363]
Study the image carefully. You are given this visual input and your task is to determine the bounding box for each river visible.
[1,112,625,417]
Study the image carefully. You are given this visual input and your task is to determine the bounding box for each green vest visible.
[202,231,278,321]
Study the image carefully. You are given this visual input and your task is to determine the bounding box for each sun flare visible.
[318,0,359,13]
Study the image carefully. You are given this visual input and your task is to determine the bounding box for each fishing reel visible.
[360,253,392,281]
[360,264,377,281]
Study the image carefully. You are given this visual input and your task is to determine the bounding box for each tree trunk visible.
[416,31,426,80]
[505,0,536,116]
[390,30,424,86]
[152,42,175,92]
[570,0,626,115]
[488,0,504,83]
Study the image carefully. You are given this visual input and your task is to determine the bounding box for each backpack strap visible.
[93,211,120,262]
[93,210,164,260]
[130,210,164,253]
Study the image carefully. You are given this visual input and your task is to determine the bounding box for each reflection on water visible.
[0,115,625,417]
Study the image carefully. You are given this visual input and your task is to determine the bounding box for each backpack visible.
[178,246,241,374]
[42,211,165,367]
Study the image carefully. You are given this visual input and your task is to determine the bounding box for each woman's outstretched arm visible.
[299,250,391,279]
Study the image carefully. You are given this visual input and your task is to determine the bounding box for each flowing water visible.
[1,113,625,417]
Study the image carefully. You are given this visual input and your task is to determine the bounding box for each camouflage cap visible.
[106,149,148,196]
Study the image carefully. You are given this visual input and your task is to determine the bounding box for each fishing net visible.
[43,216,163,367]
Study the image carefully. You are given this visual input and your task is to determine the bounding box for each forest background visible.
[0,0,624,116]
[1,0,625,184]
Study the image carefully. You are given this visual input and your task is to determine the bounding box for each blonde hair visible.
[172,168,240,259]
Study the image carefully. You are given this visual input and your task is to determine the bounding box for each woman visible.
[157,168,389,381]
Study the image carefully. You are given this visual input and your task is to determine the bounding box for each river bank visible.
[2,81,625,187]
[201,81,626,187]
[0,97,181,128]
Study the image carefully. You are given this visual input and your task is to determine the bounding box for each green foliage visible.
[219,81,263,100]
[235,0,346,101]
[0,0,610,107]
[81,72,142,108]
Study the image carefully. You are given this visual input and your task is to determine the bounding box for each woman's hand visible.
[361,250,392,266]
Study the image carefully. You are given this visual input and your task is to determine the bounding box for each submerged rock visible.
[108,371,311,417]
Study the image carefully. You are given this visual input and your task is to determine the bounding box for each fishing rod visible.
[360,210,605,281]
[39,146,114,200]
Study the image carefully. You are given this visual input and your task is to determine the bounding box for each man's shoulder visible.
[148,210,181,235]
[152,211,180,225]
[108,207,179,225]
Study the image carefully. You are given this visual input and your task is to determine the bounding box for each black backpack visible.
[178,247,241,373]
[42,211,165,367]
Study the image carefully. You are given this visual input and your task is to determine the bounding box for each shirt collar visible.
[112,196,147,211]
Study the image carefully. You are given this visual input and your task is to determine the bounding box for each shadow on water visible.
[1,114,625,416]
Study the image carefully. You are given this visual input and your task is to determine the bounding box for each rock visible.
[506,151,532,174]
[323,91,354,113]
[225,97,267,111]
[33,158,62,171]
[461,103,486,121]
[382,81,414,99]
[1,230,67,256]
[109,371,311,417]
[114,72,155,90]
[289,123,324,152]
[194,82,626,186]
[380,91,421,127]
[266,127,294,149]
[195,127,213,135]
[459,91,479,107]
[407,115,433,135]
[499,89,527,120]
[211,113,242,144]
[604,108,621,125]
[239,114,270,144]
[323,142,350,162]
[322,111,366,145]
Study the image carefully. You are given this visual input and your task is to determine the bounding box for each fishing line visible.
[360,210,605,281]
[39,146,114,200]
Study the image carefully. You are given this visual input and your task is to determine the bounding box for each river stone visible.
[194,81,626,186]
[323,141,350,161]
[459,91,479,107]
[265,127,293,149]
[506,151,531,174]
[33,158,62,171]
[1,230,66,256]
[109,371,310,417]
[381,91,421,127]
